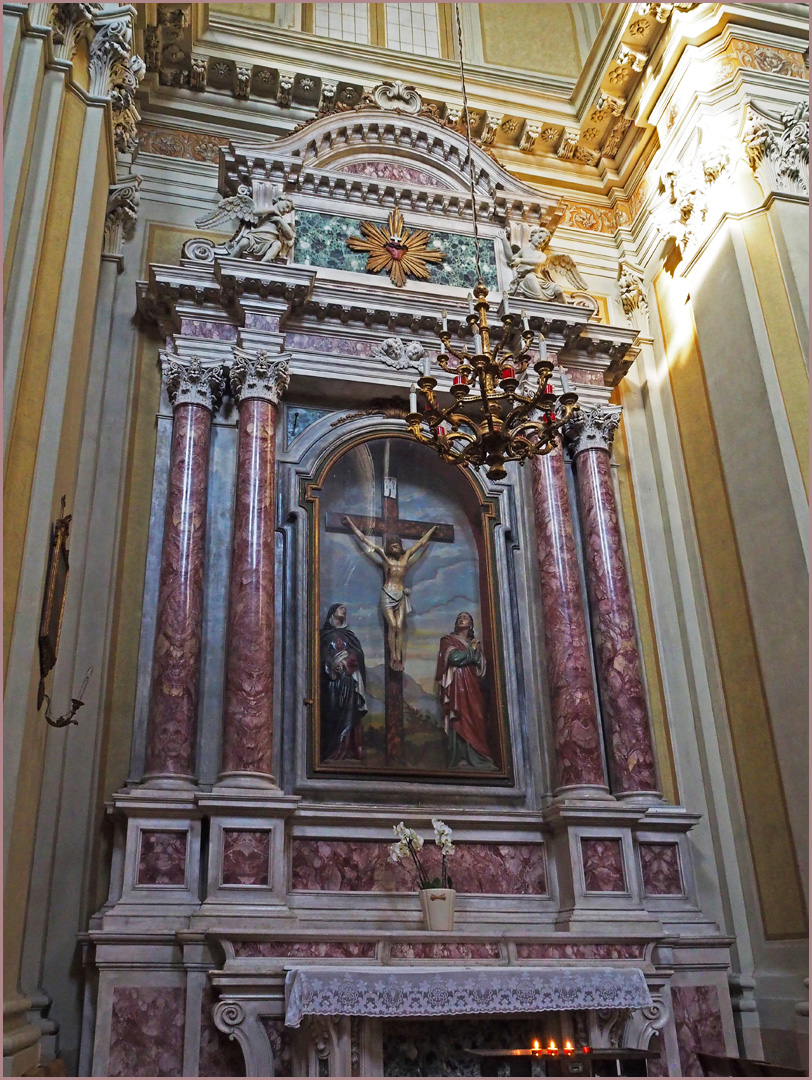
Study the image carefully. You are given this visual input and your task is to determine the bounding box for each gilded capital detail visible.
[162,356,226,412]
[564,404,622,456]
[230,348,291,406]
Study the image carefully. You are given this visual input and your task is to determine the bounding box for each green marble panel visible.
[294,210,497,289]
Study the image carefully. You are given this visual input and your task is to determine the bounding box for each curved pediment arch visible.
[220,103,562,227]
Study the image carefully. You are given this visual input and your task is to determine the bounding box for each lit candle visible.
[468,293,475,315]
[409,383,417,413]
[422,354,431,378]
[564,1041,574,1055]
[441,309,448,334]
[532,1041,540,1052]
[521,309,530,333]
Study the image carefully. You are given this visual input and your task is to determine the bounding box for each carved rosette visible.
[163,356,225,412]
[230,348,290,406]
[564,405,622,457]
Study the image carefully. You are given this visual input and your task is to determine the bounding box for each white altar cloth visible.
[284,966,652,1027]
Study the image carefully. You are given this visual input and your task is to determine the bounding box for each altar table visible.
[284,966,652,1027]
[466,1047,658,1077]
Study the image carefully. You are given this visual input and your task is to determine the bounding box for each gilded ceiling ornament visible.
[346,209,445,288]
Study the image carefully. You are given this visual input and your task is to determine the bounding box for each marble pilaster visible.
[565,406,660,800]
[530,445,608,796]
[220,348,290,784]
[144,357,224,783]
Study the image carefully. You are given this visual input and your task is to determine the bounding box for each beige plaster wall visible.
[479,3,582,77]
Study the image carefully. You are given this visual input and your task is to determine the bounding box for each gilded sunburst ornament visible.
[346,208,445,287]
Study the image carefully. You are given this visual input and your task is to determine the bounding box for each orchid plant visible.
[389,819,455,890]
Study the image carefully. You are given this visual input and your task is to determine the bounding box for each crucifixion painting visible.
[315,435,511,780]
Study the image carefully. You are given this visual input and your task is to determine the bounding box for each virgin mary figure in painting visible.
[320,603,367,761]
[436,612,497,771]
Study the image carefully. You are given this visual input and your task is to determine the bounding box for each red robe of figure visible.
[435,612,497,771]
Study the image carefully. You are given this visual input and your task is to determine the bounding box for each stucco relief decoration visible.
[655,134,730,255]
[162,355,226,412]
[501,226,591,303]
[104,174,142,258]
[718,39,807,81]
[373,80,423,114]
[193,184,296,265]
[138,124,227,163]
[617,262,649,331]
[137,830,188,886]
[374,338,428,373]
[581,838,626,892]
[230,347,291,407]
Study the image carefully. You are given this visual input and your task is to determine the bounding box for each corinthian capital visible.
[88,6,138,98]
[162,356,226,412]
[564,404,623,456]
[230,348,291,406]
[49,3,97,61]
[103,174,141,259]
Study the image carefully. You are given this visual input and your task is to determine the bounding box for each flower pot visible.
[420,888,456,931]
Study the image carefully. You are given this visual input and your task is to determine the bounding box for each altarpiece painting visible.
[305,434,512,782]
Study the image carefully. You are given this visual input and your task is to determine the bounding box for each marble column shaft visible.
[567,406,659,796]
[221,349,290,780]
[145,359,224,781]
[531,446,608,793]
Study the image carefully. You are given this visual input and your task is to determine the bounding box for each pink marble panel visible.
[291,841,547,895]
[244,313,281,332]
[137,830,188,886]
[390,942,501,959]
[516,943,645,960]
[531,449,605,790]
[285,332,379,359]
[575,449,658,794]
[179,318,238,341]
[108,986,185,1076]
[199,984,245,1077]
[233,940,376,958]
[581,838,626,892]
[146,403,212,778]
[222,397,277,776]
[671,985,726,1077]
[640,842,683,895]
[568,369,605,386]
[222,830,271,886]
[645,1034,668,1076]
[337,160,451,188]
[261,1018,292,1076]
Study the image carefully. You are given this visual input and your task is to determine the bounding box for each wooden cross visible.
[326,472,454,766]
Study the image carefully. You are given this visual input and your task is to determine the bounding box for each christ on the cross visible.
[343,516,437,671]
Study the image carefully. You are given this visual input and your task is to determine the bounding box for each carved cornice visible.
[230,347,291,406]
[162,355,226,411]
[564,404,623,456]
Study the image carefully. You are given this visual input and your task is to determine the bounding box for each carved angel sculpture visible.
[195,184,296,264]
[374,338,428,371]
[501,226,588,302]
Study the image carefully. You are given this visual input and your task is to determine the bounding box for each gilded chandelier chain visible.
[454,2,483,286]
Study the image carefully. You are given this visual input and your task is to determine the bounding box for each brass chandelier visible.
[404,5,580,480]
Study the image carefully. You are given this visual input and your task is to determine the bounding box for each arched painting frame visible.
[301,432,513,784]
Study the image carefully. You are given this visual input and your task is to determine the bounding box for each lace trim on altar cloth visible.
[284,966,653,1027]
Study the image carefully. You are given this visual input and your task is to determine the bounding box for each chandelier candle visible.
[405,283,580,480]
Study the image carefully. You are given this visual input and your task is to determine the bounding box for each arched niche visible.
[285,418,524,789]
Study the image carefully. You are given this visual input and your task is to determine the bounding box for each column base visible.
[139,773,197,790]
[3,994,40,1077]
[551,785,616,804]
[614,790,664,807]
[215,771,280,790]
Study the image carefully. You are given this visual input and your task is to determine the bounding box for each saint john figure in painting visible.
[436,612,497,770]
[320,603,367,760]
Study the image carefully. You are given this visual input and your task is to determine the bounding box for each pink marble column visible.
[531,445,608,796]
[144,358,225,782]
[566,405,660,799]
[220,348,290,784]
